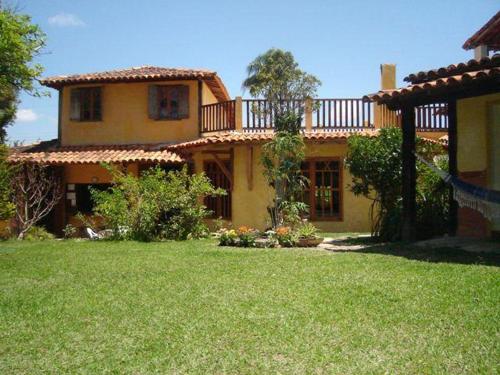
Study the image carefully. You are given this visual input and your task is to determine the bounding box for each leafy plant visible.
[218,228,238,246]
[345,127,448,241]
[236,226,258,247]
[243,49,321,228]
[0,145,14,220]
[0,7,47,141]
[274,226,297,247]
[62,224,77,239]
[91,164,224,241]
[296,221,319,239]
[23,225,54,241]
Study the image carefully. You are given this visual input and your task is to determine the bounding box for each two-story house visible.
[9,65,448,235]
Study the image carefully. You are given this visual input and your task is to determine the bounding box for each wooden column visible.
[447,99,458,236]
[197,80,203,136]
[401,104,416,241]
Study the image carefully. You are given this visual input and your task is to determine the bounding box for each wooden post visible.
[447,99,458,236]
[305,98,313,132]
[197,80,203,136]
[401,104,416,241]
[235,96,243,132]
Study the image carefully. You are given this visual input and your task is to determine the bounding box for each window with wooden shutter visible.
[301,159,342,220]
[150,85,189,120]
[70,87,102,121]
[204,160,231,219]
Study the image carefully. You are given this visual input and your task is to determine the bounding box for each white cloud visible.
[48,13,85,27]
[16,109,39,123]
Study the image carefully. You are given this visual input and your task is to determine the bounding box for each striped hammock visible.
[415,153,500,220]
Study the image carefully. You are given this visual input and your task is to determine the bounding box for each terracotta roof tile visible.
[40,66,230,101]
[168,130,379,150]
[365,67,500,103]
[403,55,500,84]
[8,140,184,165]
[463,11,500,50]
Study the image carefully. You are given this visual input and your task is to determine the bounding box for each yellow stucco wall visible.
[202,82,218,105]
[61,80,202,146]
[193,142,372,233]
[457,93,500,172]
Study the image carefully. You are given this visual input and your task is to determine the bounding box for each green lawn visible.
[0,239,498,374]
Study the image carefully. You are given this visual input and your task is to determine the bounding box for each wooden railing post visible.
[235,96,243,132]
[305,98,313,132]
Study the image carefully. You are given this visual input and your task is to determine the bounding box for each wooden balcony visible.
[200,98,448,134]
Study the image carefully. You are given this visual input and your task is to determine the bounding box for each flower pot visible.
[297,237,323,247]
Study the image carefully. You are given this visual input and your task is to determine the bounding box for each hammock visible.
[415,153,500,220]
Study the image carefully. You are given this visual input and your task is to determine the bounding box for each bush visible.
[236,226,258,247]
[62,224,77,238]
[296,221,319,239]
[23,226,54,241]
[218,228,238,246]
[91,164,224,241]
[274,226,297,247]
[346,127,449,241]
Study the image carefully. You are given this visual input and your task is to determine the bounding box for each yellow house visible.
[366,11,500,239]
[9,65,447,236]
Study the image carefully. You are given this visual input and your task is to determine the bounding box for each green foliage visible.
[91,164,224,241]
[296,221,319,239]
[0,145,14,220]
[22,225,54,241]
[218,228,238,246]
[62,224,77,239]
[0,8,46,141]
[345,127,448,241]
[242,48,320,116]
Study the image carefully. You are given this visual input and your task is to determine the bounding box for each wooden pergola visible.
[365,56,500,240]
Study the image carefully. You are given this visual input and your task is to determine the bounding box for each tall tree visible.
[242,49,321,227]
[0,144,14,221]
[0,6,46,141]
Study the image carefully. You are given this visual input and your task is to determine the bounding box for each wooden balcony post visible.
[401,103,416,241]
[305,98,313,132]
[235,96,243,132]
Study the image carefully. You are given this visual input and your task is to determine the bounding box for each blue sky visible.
[7,0,499,143]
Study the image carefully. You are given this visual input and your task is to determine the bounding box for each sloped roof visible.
[463,11,500,51]
[403,55,500,84]
[8,140,184,165]
[168,130,379,150]
[40,66,230,101]
[366,66,499,102]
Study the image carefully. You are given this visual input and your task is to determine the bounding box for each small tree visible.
[0,144,14,220]
[242,49,321,227]
[0,7,46,141]
[11,163,63,239]
[345,127,448,241]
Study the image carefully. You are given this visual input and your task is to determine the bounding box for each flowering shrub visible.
[296,221,319,239]
[236,226,257,247]
[218,228,238,246]
[274,226,297,247]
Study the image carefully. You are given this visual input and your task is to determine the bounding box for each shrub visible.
[296,221,319,239]
[23,225,54,241]
[236,226,258,247]
[274,226,297,247]
[346,127,449,241]
[91,164,224,241]
[62,224,77,238]
[218,228,238,246]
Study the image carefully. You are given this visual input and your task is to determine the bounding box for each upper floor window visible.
[70,87,102,121]
[148,85,189,120]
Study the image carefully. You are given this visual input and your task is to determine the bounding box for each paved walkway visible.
[415,236,500,253]
[319,235,374,252]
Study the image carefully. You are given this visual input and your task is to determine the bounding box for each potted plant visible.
[296,222,323,247]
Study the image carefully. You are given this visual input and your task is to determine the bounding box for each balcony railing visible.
[200,98,448,133]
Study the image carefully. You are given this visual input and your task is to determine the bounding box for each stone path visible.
[319,235,374,252]
[415,236,500,253]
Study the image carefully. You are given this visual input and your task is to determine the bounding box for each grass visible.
[0,239,498,374]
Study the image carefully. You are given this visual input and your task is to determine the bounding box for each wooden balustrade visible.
[200,100,236,133]
[200,99,448,133]
[312,98,373,130]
